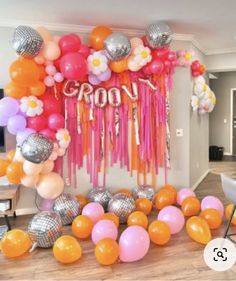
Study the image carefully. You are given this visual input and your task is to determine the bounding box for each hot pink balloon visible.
[150,59,164,75]
[177,188,196,205]
[142,63,152,75]
[92,219,118,244]
[167,51,177,61]
[60,52,87,80]
[48,113,65,131]
[82,202,104,223]
[59,34,81,55]
[158,206,185,234]
[119,226,150,262]
[78,44,90,58]
[201,196,224,217]
[39,128,56,141]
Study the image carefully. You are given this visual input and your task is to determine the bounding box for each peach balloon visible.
[36,26,52,43]
[36,172,64,199]
[34,55,45,65]
[43,41,61,61]
[23,161,43,176]
[13,148,24,162]
[130,37,143,50]
[127,57,141,71]
[53,35,61,43]
[57,148,66,157]
[41,160,54,174]
[49,151,58,161]
[21,174,39,188]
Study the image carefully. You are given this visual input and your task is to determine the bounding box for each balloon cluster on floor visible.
[0,185,230,266]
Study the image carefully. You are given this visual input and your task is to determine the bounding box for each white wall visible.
[0,27,209,214]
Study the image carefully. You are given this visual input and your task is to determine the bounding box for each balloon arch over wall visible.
[0,22,216,200]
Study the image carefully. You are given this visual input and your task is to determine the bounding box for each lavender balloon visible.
[7,115,26,135]
[16,128,35,145]
[98,68,111,82]
[0,114,10,126]
[88,74,101,85]
[0,97,19,117]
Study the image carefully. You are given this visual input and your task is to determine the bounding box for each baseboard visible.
[191,169,210,191]
[15,207,38,216]
[224,152,232,156]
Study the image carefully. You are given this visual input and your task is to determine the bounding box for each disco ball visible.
[132,185,155,201]
[88,187,112,210]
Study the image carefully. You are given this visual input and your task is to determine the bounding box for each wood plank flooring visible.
[1,161,236,280]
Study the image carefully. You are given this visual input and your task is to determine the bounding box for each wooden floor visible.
[1,161,236,280]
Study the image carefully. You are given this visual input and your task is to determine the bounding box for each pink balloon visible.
[78,44,90,58]
[119,226,150,262]
[158,206,185,234]
[54,72,64,83]
[167,51,177,61]
[59,34,81,55]
[201,196,224,217]
[152,48,169,60]
[44,75,55,87]
[60,52,87,80]
[39,199,55,211]
[92,219,118,244]
[82,202,104,223]
[45,65,57,76]
[177,188,196,205]
[142,64,152,75]
[150,59,164,74]
[39,128,56,141]
[48,113,65,131]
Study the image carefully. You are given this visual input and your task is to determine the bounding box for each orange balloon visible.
[186,216,211,245]
[90,26,112,50]
[135,198,152,215]
[225,204,236,225]
[109,59,128,73]
[148,220,171,245]
[76,194,89,209]
[30,81,46,96]
[1,229,32,258]
[38,65,47,80]
[127,211,148,229]
[200,208,222,229]
[161,184,177,201]
[116,188,133,197]
[98,213,119,228]
[155,188,175,210]
[6,161,24,184]
[53,235,82,264]
[6,149,16,161]
[181,196,200,217]
[95,238,119,265]
[0,159,11,177]
[10,58,40,86]
[72,215,93,239]
[5,82,29,98]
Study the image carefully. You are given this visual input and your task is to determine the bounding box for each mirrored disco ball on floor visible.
[28,211,63,248]
[88,187,112,210]
[52,193,81,225]
[108,193,135,224]
[132,185,155,201]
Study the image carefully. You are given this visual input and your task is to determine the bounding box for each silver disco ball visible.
[88,187,112,210]
[108,193,135,224]
[53,193,81,225]
[28,211,62,248]
[132,185,155,201]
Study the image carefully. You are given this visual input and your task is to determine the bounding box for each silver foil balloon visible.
[108,193,135,224]
[145,21,173,48]
[28,211,62,248]
[12,26,43,58]
[104,32,131,61]
[21,133,53,163]
[132,185,155,201]
[52,193,81,225]
[88,187,112,210]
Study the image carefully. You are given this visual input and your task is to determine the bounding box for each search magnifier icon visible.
[217,251,224,259]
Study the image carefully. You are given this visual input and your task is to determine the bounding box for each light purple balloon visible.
[0,97,19,117]
[92,219,118,244]
[88,74,101,85]
[0,114,10,126]
[54,72,64,83]
[7,115,27,135]
[82,202,104,223]
[40,199,55,211]
[98,68,111,81]
[119,226,150,262]
[177,188,196,205]
[201,196,224,217]
[158,206,185,234]
[16,128,35,145]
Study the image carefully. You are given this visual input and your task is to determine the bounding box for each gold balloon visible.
[186,216,211,245]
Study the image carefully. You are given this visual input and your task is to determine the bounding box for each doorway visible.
[231,90,236,156]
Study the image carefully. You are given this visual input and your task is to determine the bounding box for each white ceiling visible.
[0,0,236,55]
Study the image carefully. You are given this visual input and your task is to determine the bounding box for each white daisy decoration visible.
[20,96,43,117]
[56,129,71,149]
[87,51,108,75]
[191,96,199,111]
[133,45,152,66]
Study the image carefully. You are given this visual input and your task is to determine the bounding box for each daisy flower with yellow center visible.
[87,52,108,75]
[56,129,71,149]
[20,96,43,117]
[133,45,152,66]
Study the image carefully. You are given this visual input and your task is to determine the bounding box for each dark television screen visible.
[0,89,5,149]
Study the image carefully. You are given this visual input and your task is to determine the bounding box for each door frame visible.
[230,88,236,155]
